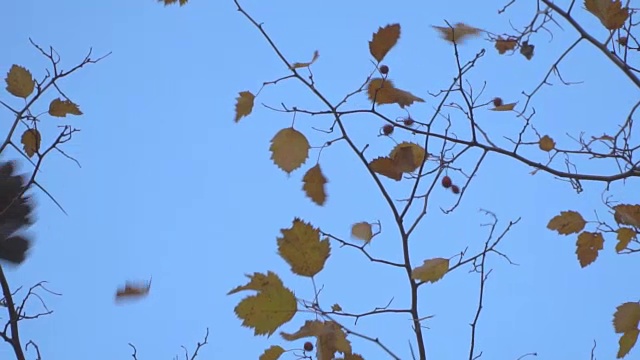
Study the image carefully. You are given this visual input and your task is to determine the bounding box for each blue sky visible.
[2,0,639,359]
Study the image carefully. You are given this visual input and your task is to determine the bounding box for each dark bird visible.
[0,161,35,264]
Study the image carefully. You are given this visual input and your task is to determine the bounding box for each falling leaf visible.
[21,129,41,158]
[495,37,517,54]
[260,345,285,360]
[433,23,482,44]
[331,303,342,312]
[369,157,402,181]
[270,128,310,174]
[5,65,34,99]
[234,91,255,123]
[613,204,640,227]
[158,0,188,6]
[411,258,449,283]
[520,41,535,60]
[281,320,352,360]
[302,164,328,206]
[351,222,373,242]
[290,50,320,69]
[48,98,83,117]
[367,78,424,108]
[389,142,426,173]
[277,218,331,277]
[616,228,637,252]
[618,329,639,359]
[539,135,555,152]
[547,211,586,235]
[614,302,640,332]
[575,231,604,267]
[490,102,517,111]
[115,278,152,302]
[585,0,629,30]
[228,271,297,337]
[369,24,401,63]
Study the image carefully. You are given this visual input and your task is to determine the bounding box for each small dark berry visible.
[379,65,389,75]
[403,117,415,126]
[382,124,394,135]
[451,185,460,194]
[304,341,314,352]
[441,176,452,189]
[492,97,503,107]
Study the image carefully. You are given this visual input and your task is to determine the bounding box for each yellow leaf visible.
[270,128,310,174]
[234,91,255,123]
[281,320,351,360]
[351,222,373,242]
[48,98,83,117]
[369,24,401,63]
[260,345,285,360]
[490,102,517,111]
[495,37,517,54]
[302,164,328,206]
[585,0,629,30]
[389,142,426,173]
[369,157,402,181]
[575,231,604,268]
[411,258,449,283]
[290,50,319,69]
[614,204,640,227]
[616,228,637,252]
[433,23,482,44]
[277,218,331,277]
[539,135,555,152]
[367,78,424,108]
[614,302,640,333]
[158,0,188,6]
[618,329,639,359]
[229,271,297,337]
[21,129,41,158]
[115,278,152,302]
[5,65,34,99]
[331,303,342,312]
[547,211,586,235]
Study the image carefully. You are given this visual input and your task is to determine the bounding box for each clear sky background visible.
[2,0,639,359]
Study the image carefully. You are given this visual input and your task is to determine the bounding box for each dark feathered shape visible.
[0,161,34,264]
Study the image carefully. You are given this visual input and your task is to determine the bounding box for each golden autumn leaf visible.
[367,78,424,108]
[618,329,639,359]
[616,228,637,252]
[48,98,83,117]
[575,231,604,268]
[351,222,373,242]
[585,0,629,30]
[539,135,555,152]
[115,278,152,302]
[158,0,188,6]
[369,157,402,181]
[302,164,327,206]
[281,320,352,360]
[614,302,640,333]
[331,303,342,312]
[234,91,255,123]
[369,24,401,63]
[21,129,41,158]
[270,128,310,174]
[613,204,640,227]
[277,218,331,277]
[228,271,297,337]
[260,345,285,360]
[490,102,517,111]
[547,211,586,235]
[5,65,34,99]
[495,37,517,54]
[389,142,427,173]
[411,258,449,283]
[290,50,319,69]
[433,23,482,44]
